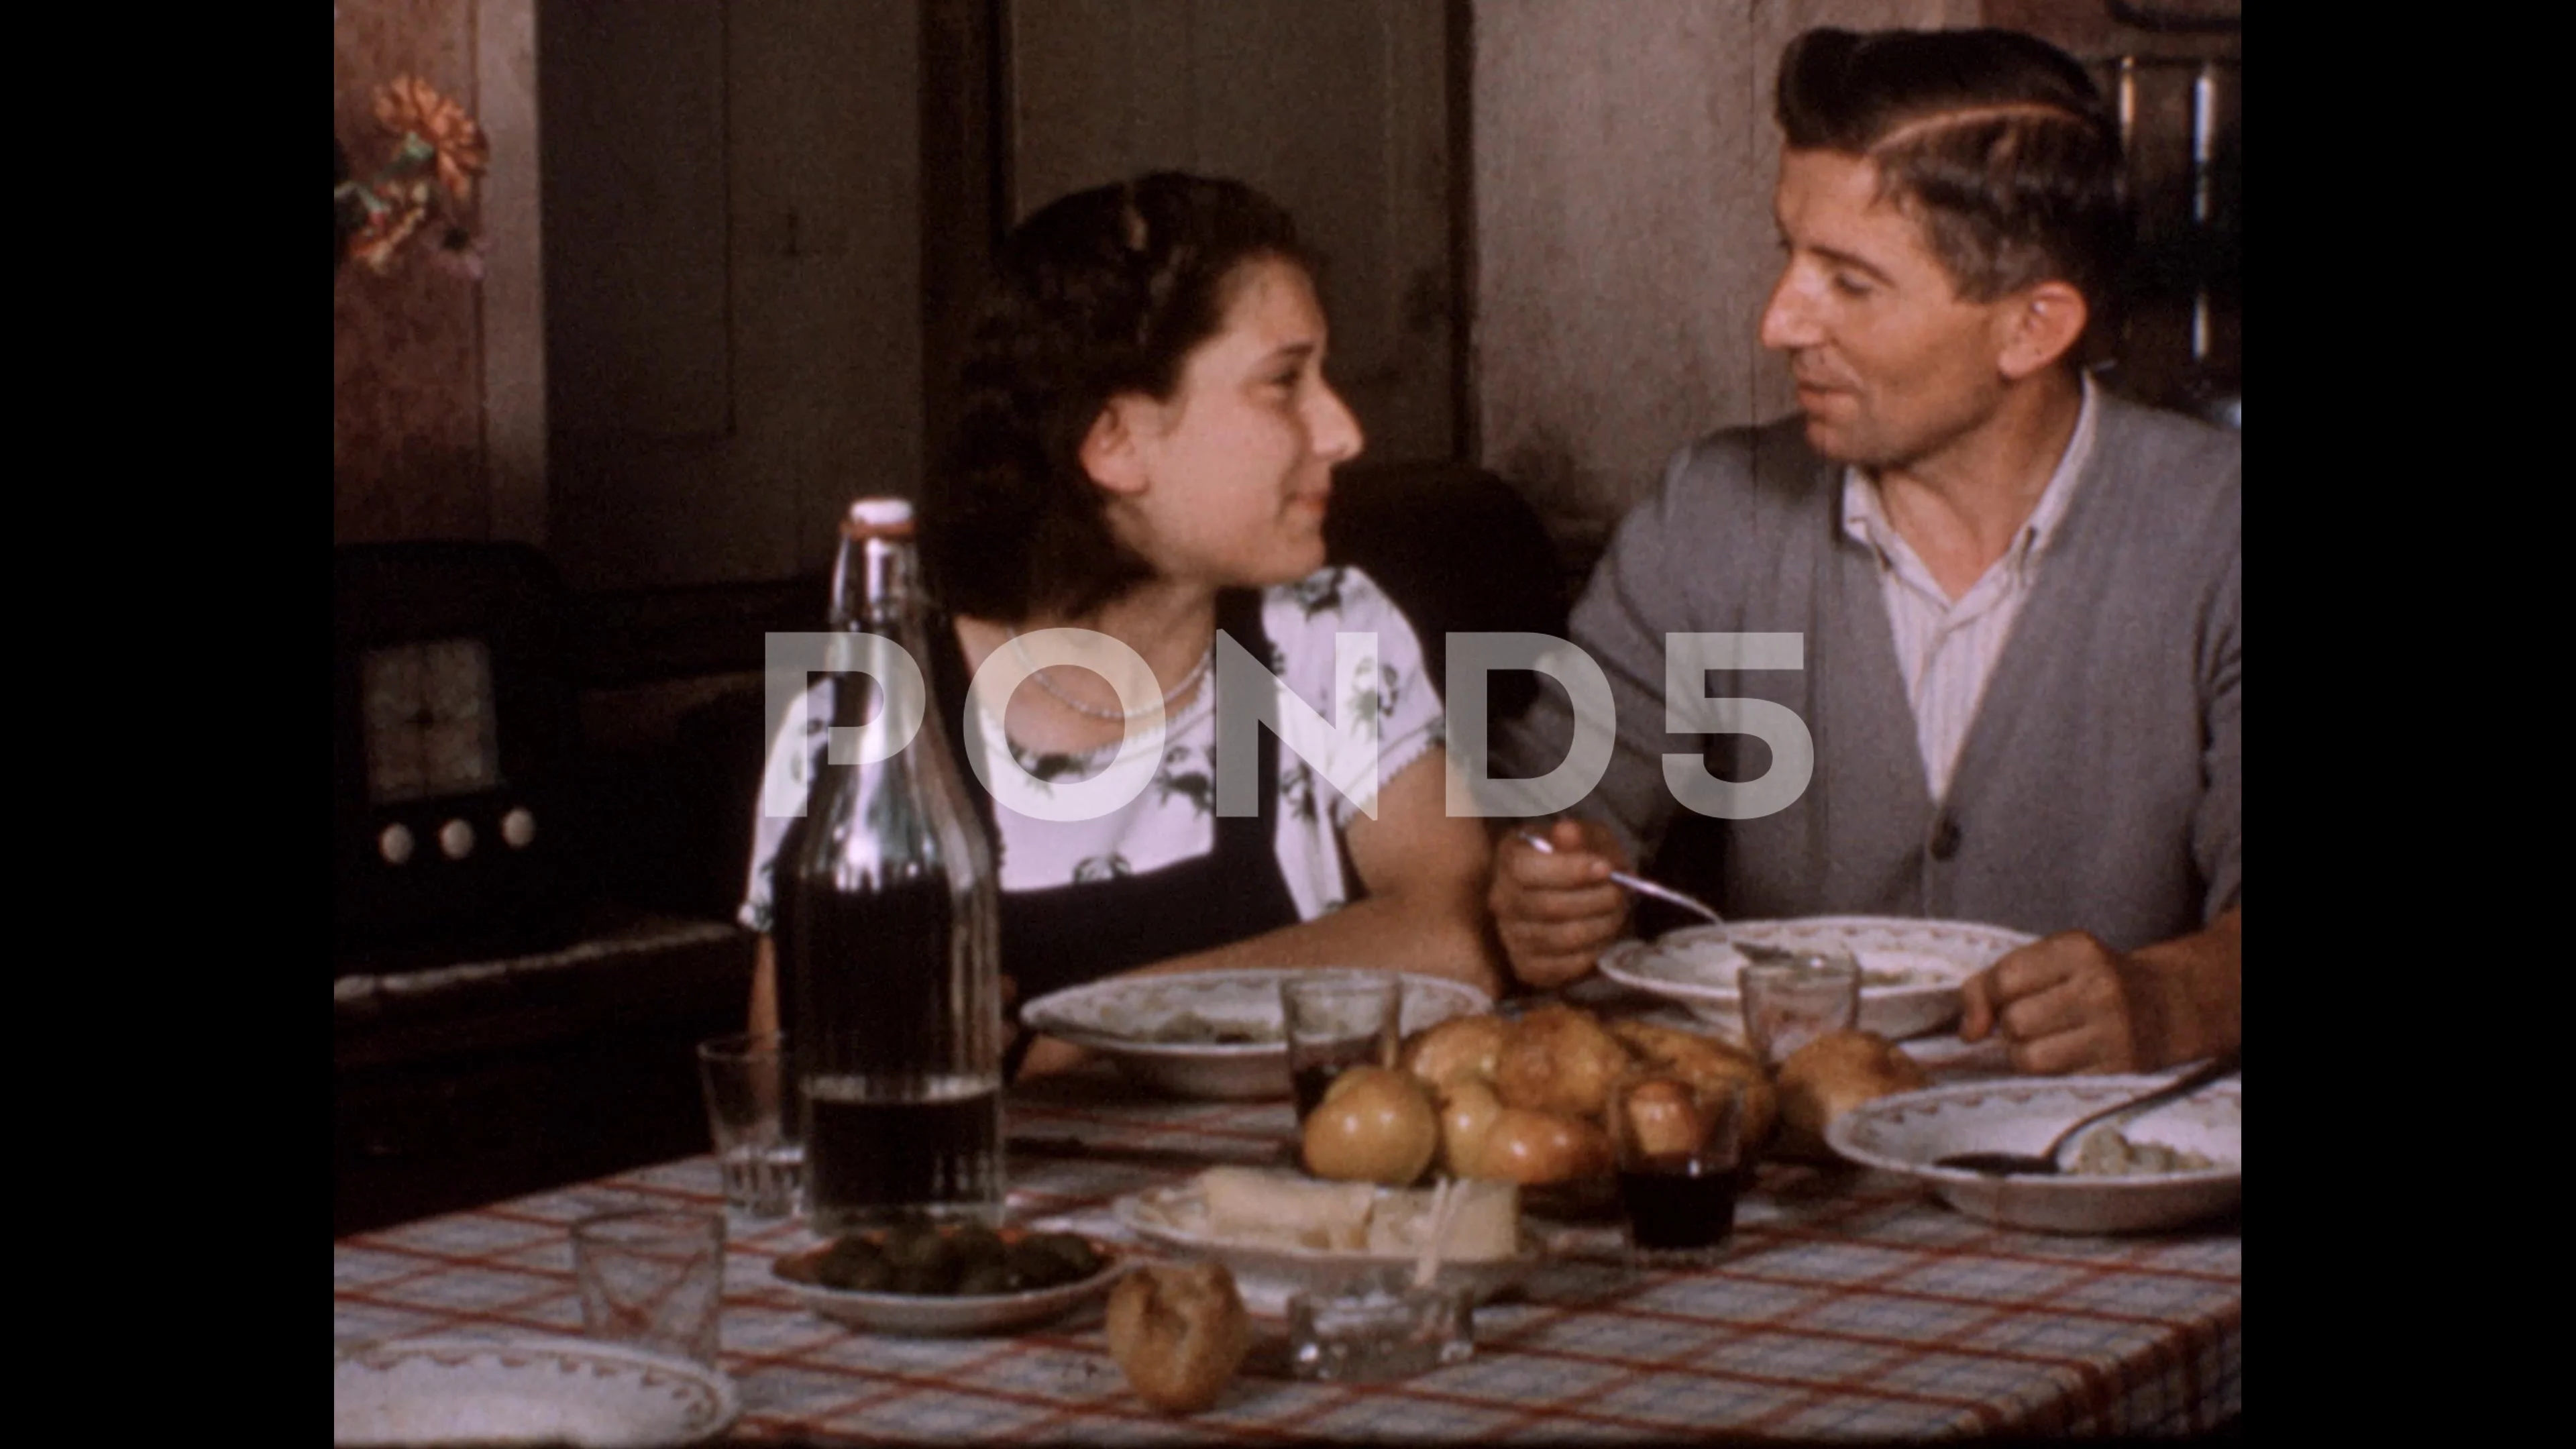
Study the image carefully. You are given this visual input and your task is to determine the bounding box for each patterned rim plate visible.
[1113,1181,1542,1316]
[1597,916,2037,1041]
[1019,968,1493,1099]
[1825,1073,2243,1235]
[333,1336,739,1448]
[770,1232,1127,1336]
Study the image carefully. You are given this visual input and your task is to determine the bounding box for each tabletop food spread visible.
[333,927,2241,1444]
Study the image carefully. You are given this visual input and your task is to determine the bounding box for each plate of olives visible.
[770,1224,1127,1336]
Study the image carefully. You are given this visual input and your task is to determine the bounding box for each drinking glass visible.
[1611,1079,1746,1263]
[696,1031,804,1220]
[1280,972,1403,1122]
[1738,953,1862,1065]
[570,1208,727,1366]
[1286,1265,1474,1381]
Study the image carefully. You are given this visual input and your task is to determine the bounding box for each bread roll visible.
[1605,1018,1779,1152]
[1774,1029,1928,1148]
[1615,1075,1713,1159]
[1492,1004,1633,1118]
[1436,1077,1505,1179]
[1302,1065,1440,1185]
[1470,1106,1615,1185]
[1106,1262,1250,1414]
[1401,1014,1508,1095]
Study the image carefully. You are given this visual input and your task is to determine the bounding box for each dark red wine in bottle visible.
[779,499,1004,1236]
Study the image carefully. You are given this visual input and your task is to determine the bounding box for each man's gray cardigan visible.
[1493,392,2241,953]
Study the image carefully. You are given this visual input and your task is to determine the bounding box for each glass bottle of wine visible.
[777,497,1005,1233]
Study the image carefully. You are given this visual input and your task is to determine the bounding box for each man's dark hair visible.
[921,172,1318,623]
[1775,27,2130,315]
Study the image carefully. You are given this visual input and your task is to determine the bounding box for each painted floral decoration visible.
[335,77,489,280]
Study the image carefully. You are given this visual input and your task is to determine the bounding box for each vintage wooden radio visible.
[333,543,578,971]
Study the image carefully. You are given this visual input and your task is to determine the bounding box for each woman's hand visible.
[1336,747,1506,996]
[1016,1035,1094,1079]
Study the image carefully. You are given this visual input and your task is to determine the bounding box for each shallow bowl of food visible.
[1824,1073,2241,1234]
[1114,1170,1541,1316]
[1020,968,1495,1099]
[333,1335,738,1447]
[1599,916,2036,1042]
[771,1225,1126,1336]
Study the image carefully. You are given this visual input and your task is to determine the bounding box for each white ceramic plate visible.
[1597,916,2037,1042]
[771,1232,1126,1336]
[1112,1181,1542,1316]
[1825,1073,2243,1234]
[333,1336,738,1448]
[1020,968,1494,1099]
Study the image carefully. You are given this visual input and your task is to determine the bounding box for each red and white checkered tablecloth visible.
[334,1069,2241,1442]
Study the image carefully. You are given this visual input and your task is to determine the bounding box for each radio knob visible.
[439,818,476,859]
[502,807,537,849]
[378,823,415,865]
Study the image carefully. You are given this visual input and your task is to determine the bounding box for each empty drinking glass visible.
[696,1031,804,1220]
[570,1208,728,1366]
[1738,953,1862,1065]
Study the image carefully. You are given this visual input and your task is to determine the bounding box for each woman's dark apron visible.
[923,590,1302,1075]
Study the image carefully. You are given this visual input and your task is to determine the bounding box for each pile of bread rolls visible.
[1298,1004,1931,1189]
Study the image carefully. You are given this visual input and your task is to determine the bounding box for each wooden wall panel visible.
[334,0,546,547]
[335,0,489,544]
[478,1,547,545]
[539,1,733,443]
[541,0,922,592]
[1468,0,1978,554]
[1008,0,1457,466]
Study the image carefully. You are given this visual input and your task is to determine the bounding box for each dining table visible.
[333,1052,2241,1443]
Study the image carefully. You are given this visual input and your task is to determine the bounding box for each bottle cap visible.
[842,497,916,539]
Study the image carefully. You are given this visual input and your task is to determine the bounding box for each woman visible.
[741,172,1500,1075]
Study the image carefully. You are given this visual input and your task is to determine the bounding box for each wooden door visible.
[539,0,924,592]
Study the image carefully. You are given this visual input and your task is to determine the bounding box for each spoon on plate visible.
[1512,831,1808,964]
[1932,1049,2243,1177]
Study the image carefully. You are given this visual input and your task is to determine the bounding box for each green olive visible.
[1002,1240,1069,1289]
[882,1226,957,1273]
[1029,1232,1103,1279]
[890,1256,960,1295]
[949,1224,1008,1270]
[814,1238,892,1292]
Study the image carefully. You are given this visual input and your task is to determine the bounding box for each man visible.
[1487,26,2239,1075]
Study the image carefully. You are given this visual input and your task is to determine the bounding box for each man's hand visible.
[1960,909,2240,1075]
[1488,818,1633,990]
[1958,933,2157,1074]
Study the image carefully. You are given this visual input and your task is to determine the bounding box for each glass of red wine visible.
[1280,972,1404,1124]
[1611,1077,1746,1265]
